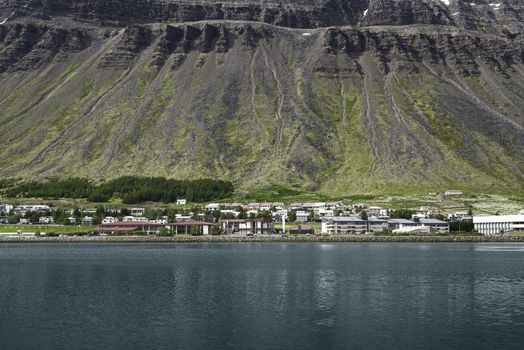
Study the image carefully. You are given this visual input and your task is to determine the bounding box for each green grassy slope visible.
[0,22,523,196]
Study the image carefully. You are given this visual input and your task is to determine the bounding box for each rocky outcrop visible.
[0,1,522,34]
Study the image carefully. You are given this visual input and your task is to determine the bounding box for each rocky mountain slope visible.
[0,0,523,195]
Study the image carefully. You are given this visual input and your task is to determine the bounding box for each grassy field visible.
[0,224,95,234]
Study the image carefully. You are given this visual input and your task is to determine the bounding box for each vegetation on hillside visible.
[3,176,234,203]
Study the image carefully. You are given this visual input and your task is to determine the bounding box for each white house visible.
[418,218,449,233]
[321,217,388,235]
[296,211,310,223]
[272,202,286,210]
[259,203,272,211]
[448,212,472,221]
[175,214,193,222]
[473,213,524,235]
[83,208,97,215]
[220,210,240,218]
[317,208,334,218]
[102,216,119,224]
[39,216,55,224]
[15,205,50,215]
[366,206,383,217]
[82,216,94,226]
[176,199,187,205]
[131,208,146,216]
[19,218,31,225]
[0,204,13,214]
[445,190,463,196]
[206,203,221,211]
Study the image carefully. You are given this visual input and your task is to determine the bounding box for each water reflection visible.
[0,243,523,349]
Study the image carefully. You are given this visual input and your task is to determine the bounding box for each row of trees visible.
[4,176,234,203]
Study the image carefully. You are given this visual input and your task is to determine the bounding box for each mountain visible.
[0,0,523,195]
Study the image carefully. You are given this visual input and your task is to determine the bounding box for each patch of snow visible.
[489,3,501,10]
[0,12,13,25]
[452,12,460,16]
[363,9,368,17]
[439,0,451,6]
[302,33,312,37]
[470,3,476,6]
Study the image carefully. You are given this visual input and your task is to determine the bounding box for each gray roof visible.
[419,218,448,224]
[388,219,416,224]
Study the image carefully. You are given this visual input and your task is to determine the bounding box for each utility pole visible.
[282,213,287,235]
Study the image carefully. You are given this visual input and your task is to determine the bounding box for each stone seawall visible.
[1,235,524,243]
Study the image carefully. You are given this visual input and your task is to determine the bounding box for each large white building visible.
[473,213,524,235]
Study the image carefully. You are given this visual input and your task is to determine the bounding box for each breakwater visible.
[1,235,523,243]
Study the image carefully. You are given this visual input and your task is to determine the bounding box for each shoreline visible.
[1,235,523,243]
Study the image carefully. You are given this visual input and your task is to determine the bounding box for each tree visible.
[158,228,172,237]
[190,226,203,236]
[211,225,222,235]
[360,210,368,221]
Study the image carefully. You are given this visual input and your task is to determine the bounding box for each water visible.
[0,243,523,349]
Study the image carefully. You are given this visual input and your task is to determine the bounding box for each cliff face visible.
[0,0,523,195]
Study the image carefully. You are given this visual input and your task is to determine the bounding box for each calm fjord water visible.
[0,243,523,350]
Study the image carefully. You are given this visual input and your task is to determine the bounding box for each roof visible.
[100,221,151,227]
[167,220,215,226]
[419,218,448,224]
[388,219,416,224]
[219,218,272,223]
[98,226,140,232]
[289,225,314,230]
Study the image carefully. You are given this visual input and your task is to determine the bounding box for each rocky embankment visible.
[1,235,523,243]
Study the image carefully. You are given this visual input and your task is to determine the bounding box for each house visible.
[0,204,13,214]
[367,206,383,217]
[473,212,524,235]
[83,208,97,215]
[388,219,419,231]
[220,210,240,218]
[445,190,463,196]
[247,203,260,211]
[321,217,388,235]
[67,217,77,224]
[175,214,193,222]
[272,202,286,210]
[417,218,449,233]
[289,225,315,235]
[176,199,187,205]
[290,203,303,210]
[96,220,215,235]
[448,212,472,221]
[220,218,274,235]
[0,216,8,224]
[150,216,169,225]
[272,209,288,221]
[259,203,272,211]
[82,216,94,226]
[102,216,118,224]
[123,216,148,222]
[38,216,54,224]
[206,203,221,211]
[19,218,31,225]
[393,226,431,235]
[131,208,145,216]
[15,205,50,215]
[317,208,334,219]
[296,211,310,223]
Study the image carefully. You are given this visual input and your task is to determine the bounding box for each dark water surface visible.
[0,243,523,349]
